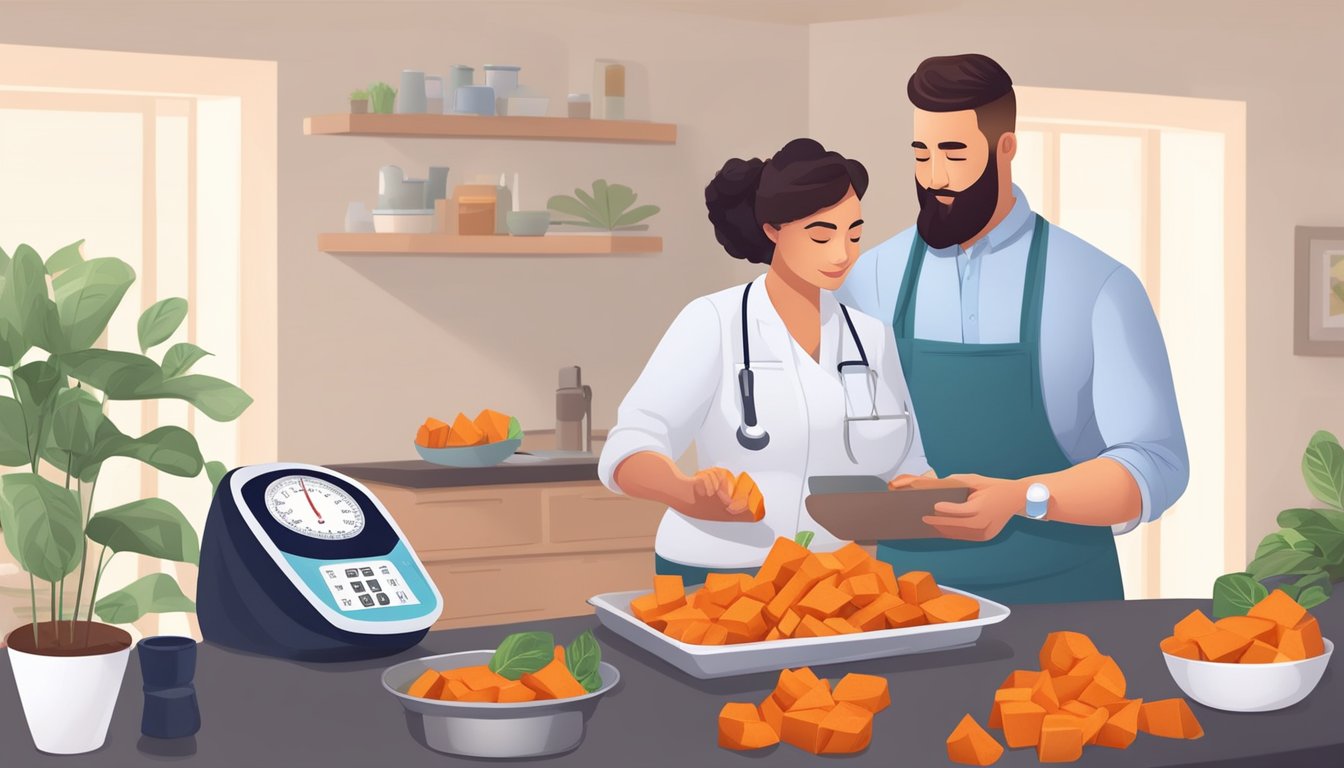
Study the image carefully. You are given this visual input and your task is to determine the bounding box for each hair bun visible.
[705,157,773,264]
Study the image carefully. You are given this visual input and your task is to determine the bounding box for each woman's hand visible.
[673,468,755,522]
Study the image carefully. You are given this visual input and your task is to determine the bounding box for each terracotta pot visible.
[351,99,368,114]
[6,622,132,754]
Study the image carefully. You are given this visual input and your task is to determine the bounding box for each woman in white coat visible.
[598,138,928,585]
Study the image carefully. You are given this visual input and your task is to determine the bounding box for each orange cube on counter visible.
[1138,698,1204,740]
[947,714,1004,766]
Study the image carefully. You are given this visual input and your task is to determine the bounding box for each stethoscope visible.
[736,281,915,465]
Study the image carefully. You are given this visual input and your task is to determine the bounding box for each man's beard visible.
[915,155,1000,250]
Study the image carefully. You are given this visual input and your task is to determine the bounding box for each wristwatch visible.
[1025,483,1050,520]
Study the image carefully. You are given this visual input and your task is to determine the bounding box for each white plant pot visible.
[7,639,131,754]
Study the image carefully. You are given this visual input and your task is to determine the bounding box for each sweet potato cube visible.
[820,702,874,754]
[1194,627,1253,663]
[496,680,537,703]
[1216,615,1278,644]
[1160,635,1202,660]
[681,620,713,644]
[719,702,779,750]
[1078,678,1125,708]
[832,542,873,578]
[796,614,839,638]
[1030,670,1061,713]
[1240,639,1290,664]
[662,606,710,639]
[999,670,1041,691]
[445,412,486,446]
[520,654,587,700]
[989,688,1030,729]
[1248,588,1308,628]
[759,694,785,734]
[1139,698,1204,739]
[703,572,749,607]
[766,568,825,623]
[1040,631,1099,676]
[407,669,445,699]
[1081,707,1108,745]
[730,472,766,522]
[1052,674,1090,703]
[702,623,729,645]
[1000,701,1047,748]
[1069,654,1126,696]
[719,597,768,640]
[947,714,1005,766]
[757,537,811,587]
[744,575,777,603]
[455,685,498,702]
[1095,698,1140,749]
[631,593,679,629]
[473,409,512,443]
[415,424,433,448]
[922,592,981,624]
[790,683,836,713]
[885,601,928,629]
[793,666,825,689]
[443,678,473,701]
[460,665,510,694]
[832,673,890,713]
[796,580,853,619]
[781,708,830,754]
[839,592,896,632]
[1059,700,1095,718]
[778,609,803,637]
[423,417,450,448]
[1277,614,1325,660]
[653,575,686,608]
[871,560,901,595]
[841,573,883,606]
[1174,609,1218,641]
[897,570,941,604]
[824,617,861,635]
[772,668,818,710]
[1037,714,1084,763]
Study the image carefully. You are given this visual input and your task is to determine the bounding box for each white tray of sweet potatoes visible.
[588,538,1010,679]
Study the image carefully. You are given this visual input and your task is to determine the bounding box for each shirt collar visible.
[926,184,1035,257]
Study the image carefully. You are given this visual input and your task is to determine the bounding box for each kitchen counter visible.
[327,455,599,489]
[3,598,1340,767]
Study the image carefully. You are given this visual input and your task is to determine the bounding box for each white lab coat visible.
[598,274,929,569]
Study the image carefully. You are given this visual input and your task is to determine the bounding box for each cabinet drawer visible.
[388,487,544,555]
[545,488,664,545]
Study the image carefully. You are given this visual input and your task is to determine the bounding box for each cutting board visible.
[804,475,971,542]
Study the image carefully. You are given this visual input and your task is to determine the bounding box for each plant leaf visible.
[161,342,212,379]
[1211,572,1268,618]
[13,359,62,460]
[548,195,603,227]
[0,397,30,466]
[795,530,815,549]
[1299,585,1331,609]
[614,204,660,228]
[205,461,228,494]
[61,349,164,397]
[1277,507,1344,563]
[44,240,84,274]
[604,184,637,221]
[145,375,253,421]
[49,387,104,456]
[506,416,522,440]
[53,257,136,353]
[0,244,46,364]
[137,297,188,353]
[565,629,601,688]
[114,426,205,478]
[86,497,200,563]
[0,474,84,583]
[1302,438,1344,510]
[1247,547,1323,581]
[488,631,555,680]
[1309,431,1339,450]
[94,573,195,624]
[592,180,612,228]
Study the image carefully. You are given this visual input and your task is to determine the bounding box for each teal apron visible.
[877,214,1123,604]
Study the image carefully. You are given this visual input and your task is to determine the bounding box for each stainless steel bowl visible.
[382,650,620,758]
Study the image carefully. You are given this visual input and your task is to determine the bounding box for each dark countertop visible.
[327,455,599,489]
[2,598,1341,767]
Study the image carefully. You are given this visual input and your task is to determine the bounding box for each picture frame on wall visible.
[1295,226,1344,356]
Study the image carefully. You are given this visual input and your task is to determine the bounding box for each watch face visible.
[264,475,366,540]
[1026,483,1050,503]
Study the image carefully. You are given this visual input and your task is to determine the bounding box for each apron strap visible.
[1019,214,1051,346]
[892,232,928,341]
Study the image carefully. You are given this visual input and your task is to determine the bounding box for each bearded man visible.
[836,53,1189,604]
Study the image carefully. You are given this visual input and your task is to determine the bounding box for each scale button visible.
[379,566,391,575]
[359,594,375,607]
[366,580,382,592]
[345,568,359,578]
[360,567,375,577]
[350,581,365,593]
[376,593,391,606]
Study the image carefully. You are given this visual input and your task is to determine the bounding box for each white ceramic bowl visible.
[382,650,620,758]
[373,210,435,234]
[1162,638,1333,712]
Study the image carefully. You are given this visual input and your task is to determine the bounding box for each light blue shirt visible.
[836,186,1189,532]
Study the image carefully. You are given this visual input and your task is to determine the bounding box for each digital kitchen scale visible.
[198,463,443,662]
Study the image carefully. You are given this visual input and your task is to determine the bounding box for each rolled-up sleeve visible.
[598,298,723,495]
[1090,266,1190,534]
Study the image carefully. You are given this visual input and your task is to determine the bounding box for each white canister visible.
[424,75,444,115]
[447,65,474,113]
[483,65,521,115]
[397,70,427,113]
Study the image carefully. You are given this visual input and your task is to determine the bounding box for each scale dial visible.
[264,475,366,540]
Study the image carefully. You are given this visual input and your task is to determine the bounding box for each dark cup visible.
[138,636,197,690]
[141,686,201,740]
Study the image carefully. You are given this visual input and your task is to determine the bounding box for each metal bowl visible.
[382,650,621,758]
[414,438,521,468]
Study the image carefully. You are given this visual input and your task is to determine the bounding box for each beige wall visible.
[0,1,802,463]
[808,0,1344,559]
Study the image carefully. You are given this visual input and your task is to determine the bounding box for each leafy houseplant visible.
[1212,430,1344,618]
[350,89,369,115]
[0,241,251,753]
[367,82,397,115]
[547,180,660,231]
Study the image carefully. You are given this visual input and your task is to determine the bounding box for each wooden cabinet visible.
[362,479,664,629]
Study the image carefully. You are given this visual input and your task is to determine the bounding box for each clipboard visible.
[804,475,971,543]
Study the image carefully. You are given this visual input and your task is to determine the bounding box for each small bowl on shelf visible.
[415,438,522,468]
[1161,638,1334,712]
[373,210,435,234]
[506,210,551,237]
[382,650,621,758]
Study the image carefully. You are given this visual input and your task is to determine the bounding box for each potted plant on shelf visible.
[350,89,369,114]
[547,180,659,234]
[0,241,251,754]
[367,82,397,115]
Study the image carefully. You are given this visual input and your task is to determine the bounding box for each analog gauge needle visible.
[299,478,325,525]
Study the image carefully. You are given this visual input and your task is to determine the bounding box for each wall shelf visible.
[303,113,677,144]
[318,233,662,255]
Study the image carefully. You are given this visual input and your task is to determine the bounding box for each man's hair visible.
[907,53,1016,145]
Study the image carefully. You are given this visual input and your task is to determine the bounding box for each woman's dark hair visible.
[705,138,869,264]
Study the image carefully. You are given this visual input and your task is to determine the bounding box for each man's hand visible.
[889,471,968,491]
[921,474,1029,541]
[673,468,755,523]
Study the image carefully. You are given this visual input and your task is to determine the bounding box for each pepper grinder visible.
[555,366,592,454]
[137,636,201,740]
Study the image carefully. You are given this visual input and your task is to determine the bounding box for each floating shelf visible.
[303,114,677,144]
[318,233,663,256]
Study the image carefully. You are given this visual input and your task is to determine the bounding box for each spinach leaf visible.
[1247,547,1324,582]
[488,631,555,680]
[1278,508,1344,563]
[566,630,602,692]
[1302,438,1344,511]
[1212,572,1268,618]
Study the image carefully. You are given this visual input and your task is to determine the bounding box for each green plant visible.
[0,241,251,649]
[350,89,369,101]
[547,180,659,230]
[1213,430,1344,617]
[367,82,396,114]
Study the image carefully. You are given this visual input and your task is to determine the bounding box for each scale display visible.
[265,475,366,540]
